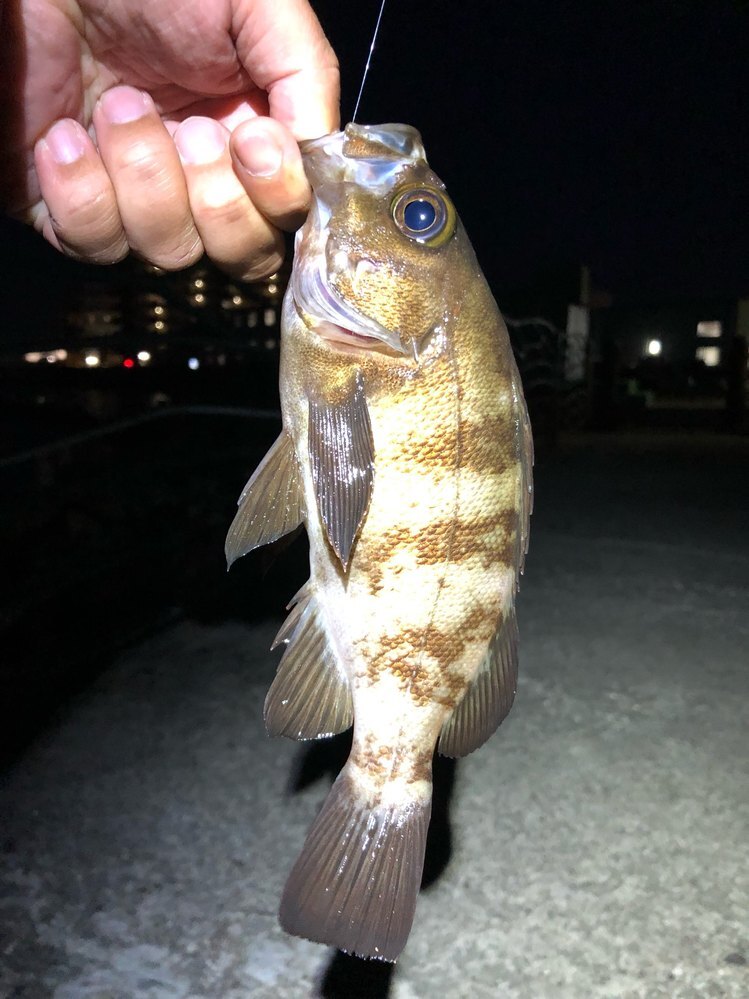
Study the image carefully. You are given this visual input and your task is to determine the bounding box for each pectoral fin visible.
[308,372,374,570]
[225,431,303,568]
[438,606,519,758]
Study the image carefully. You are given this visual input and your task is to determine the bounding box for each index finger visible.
[235,0,340,140]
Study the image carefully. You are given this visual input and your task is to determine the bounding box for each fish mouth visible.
[290,204,406,356]
[312,321,388,352]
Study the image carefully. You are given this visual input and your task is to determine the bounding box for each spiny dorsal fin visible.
[438,606,519,758]
[265,585,353,740]
[308,372,374,571]
[280,768,431,962]
[225,431,303,569]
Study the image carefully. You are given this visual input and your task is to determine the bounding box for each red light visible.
[123,358,135,369]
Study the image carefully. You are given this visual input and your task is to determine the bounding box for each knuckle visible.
[194,191,250,230]
[237,247,285,283]
[55,184,119,235]
[117,144,173,188]
[50,187,127,261]
[149,233,204,272]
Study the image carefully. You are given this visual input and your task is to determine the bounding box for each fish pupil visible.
[403,199,436,232]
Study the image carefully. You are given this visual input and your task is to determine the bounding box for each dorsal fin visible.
[438,606,519,758]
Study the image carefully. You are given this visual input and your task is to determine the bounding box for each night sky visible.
[313,0,748,303]
[1,0,746,333]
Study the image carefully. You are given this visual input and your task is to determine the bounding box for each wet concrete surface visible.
[1,432,747,998]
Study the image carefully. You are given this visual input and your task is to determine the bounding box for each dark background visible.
[313,0,748,303]
[1,0,747,329]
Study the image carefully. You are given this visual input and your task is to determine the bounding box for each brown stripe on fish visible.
[352,733,434,787]
[390,414,519,476]
[356,508,520,582]
[362,607,499,709]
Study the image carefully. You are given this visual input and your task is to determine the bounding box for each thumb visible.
[235,0,340,140]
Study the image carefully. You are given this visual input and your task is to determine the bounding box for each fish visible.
[225,123,533,962]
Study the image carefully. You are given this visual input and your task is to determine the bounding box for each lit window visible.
[188,357,200,370]
[646,339,662,357]
[24,352,42,363]
[248,312,258,328]
[696,346,720,367]
[697,321,721,339]
[264,308,276,326]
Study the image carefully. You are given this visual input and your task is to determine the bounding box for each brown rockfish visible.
[225,123,533,962]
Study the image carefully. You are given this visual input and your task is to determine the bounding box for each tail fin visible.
[279,769,431,962]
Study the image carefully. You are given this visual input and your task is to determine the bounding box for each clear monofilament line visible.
[351,0,388,123]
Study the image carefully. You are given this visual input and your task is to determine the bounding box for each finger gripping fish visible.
[225,123,533,962]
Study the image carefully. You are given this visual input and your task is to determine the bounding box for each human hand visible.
[0,0,339,279]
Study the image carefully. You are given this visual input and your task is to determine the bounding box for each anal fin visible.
[225,431,303,568]
[280,769,431,962]
[265,585,353,740]
[438,605,519,758]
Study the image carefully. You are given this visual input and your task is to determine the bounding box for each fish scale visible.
[225,123,533,962]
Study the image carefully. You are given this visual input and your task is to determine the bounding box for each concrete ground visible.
[1,433,747,999]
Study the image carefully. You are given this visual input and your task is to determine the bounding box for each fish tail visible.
[279,765,432,962]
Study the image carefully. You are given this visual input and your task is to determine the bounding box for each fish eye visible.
[404,199,436,232]
[391,186,456,246]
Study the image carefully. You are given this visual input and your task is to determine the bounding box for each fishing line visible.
[351,0,389,123]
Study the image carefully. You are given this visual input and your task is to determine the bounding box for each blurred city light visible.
[696,345,720,367]
[696,320,722,338]
[646,339,662,357]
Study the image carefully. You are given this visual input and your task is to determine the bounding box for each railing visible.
[0,404,280,470]
[507,316,566,444]
[0,404,288,762]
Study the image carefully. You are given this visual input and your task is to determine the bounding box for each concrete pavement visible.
[1,433,747,998]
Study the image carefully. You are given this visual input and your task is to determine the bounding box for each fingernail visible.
[235,127,283,178]
[174,118,227,165]
[43,120,87,165]
[99,86,153,125]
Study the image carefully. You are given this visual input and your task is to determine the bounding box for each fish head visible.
[292,123,472,360]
